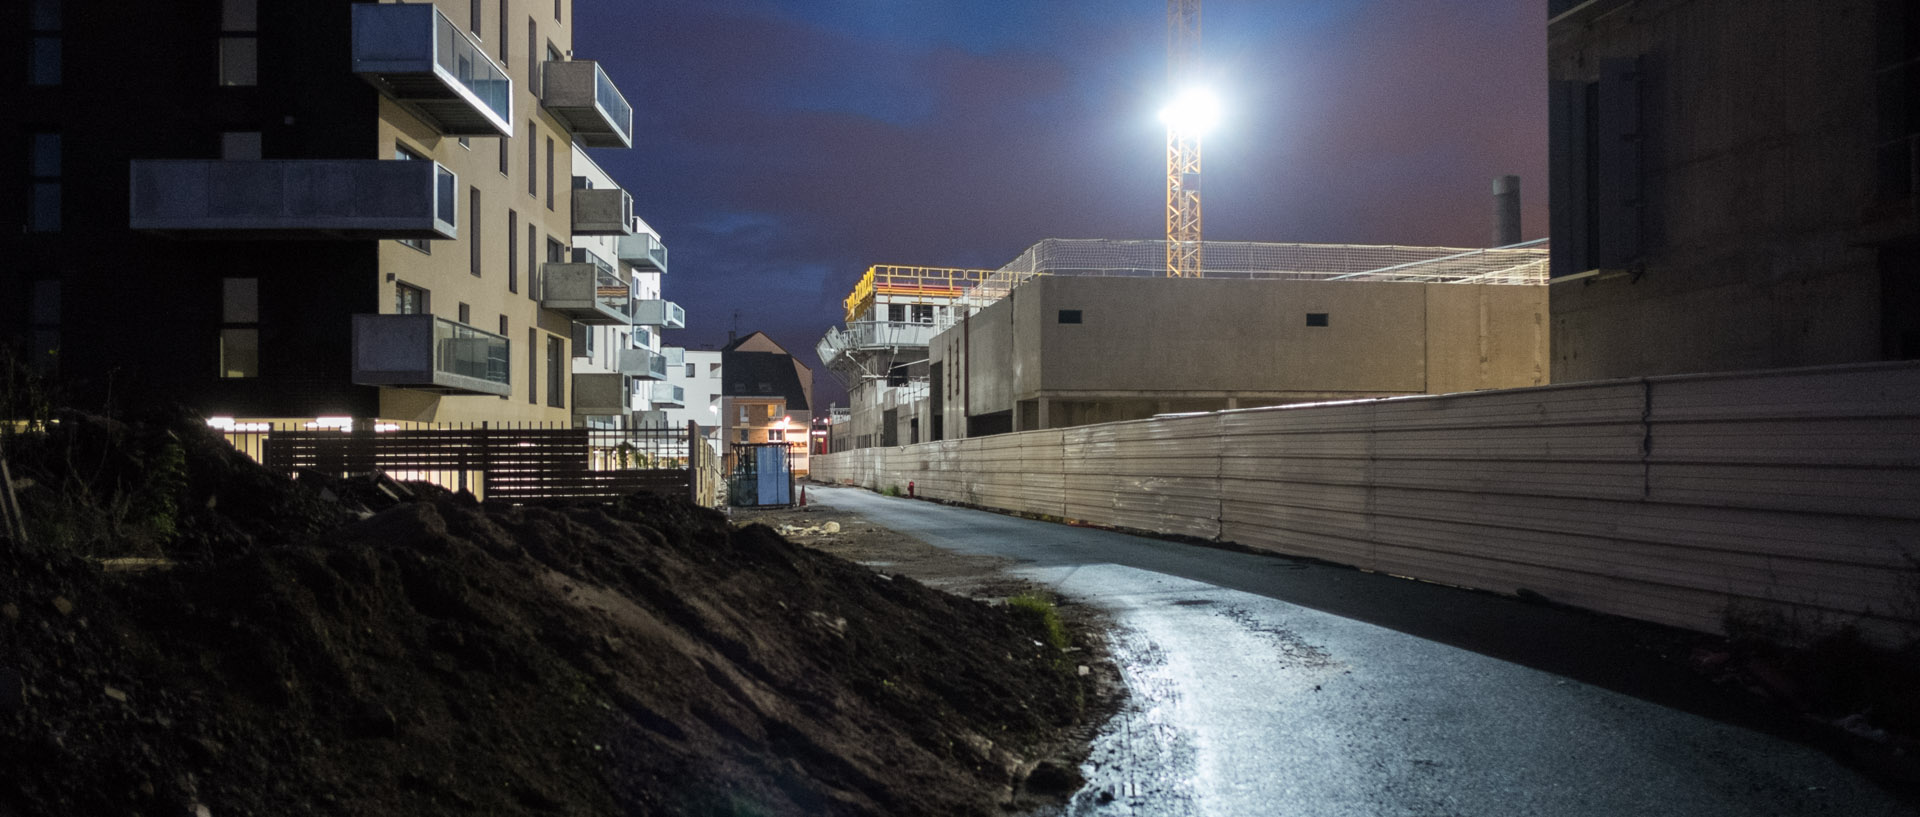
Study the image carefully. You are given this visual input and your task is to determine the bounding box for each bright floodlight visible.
[1159,87,1221,136]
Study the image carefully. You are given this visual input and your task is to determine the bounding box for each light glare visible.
[1159,87,1221,136]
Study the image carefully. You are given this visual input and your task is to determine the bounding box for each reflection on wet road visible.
[808,487,1914,817]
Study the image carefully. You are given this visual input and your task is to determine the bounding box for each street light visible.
[1159,86,1221,137]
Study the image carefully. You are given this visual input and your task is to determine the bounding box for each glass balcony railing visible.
[352,3,513,136]
[632,299,685,329]
[542,60,634,148]
[844,320,941,349]
[540,253,633,325]
[650,382,686,408]
[571,184,634,236]
[130,159,457,239]
[571,373,632,416]
[616,231,669,273]
[615,347,668,380]
[351,314,510,396]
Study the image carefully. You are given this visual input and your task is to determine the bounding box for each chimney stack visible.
[1492,175,1522,247]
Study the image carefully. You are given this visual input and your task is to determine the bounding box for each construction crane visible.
[1164,0,1204,278]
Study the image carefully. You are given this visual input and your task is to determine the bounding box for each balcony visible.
[351,314,510,396]
[572,185,635,235]
[540,254,632,325]
[130,160,457,239]
[616,232,669,273]
[572,373,632,416]
[615,347,668,380]
[844,320,940,349]
[352,3,512,137]
[633,299,686,329]
[541,60,633,148]
[651,382,686,408]
[660,346,686,368]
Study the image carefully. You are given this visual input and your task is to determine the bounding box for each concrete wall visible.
[1549,0,1915,381]
[933,277,1547,434]
[813,361,1920,646]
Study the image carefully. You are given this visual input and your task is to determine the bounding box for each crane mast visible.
[1166,0,1203,278]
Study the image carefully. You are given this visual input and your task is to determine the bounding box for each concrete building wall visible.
[1548,0,1918,381]
[933,276,1548,435]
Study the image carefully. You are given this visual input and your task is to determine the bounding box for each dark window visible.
[28,280,59,373]
[527,223,539,300]
[1876,0,1919,202]
[546,335,565,407]
[219,278,260,378]
[458,302,471,325]
[470,0,483,35]
[28,0,60,86]
[27,132,59,232]
[1057,309,1082,324]
[910,304,934,323]
[527,328,538,404]
[544,137,555,210]
[685,363,696,378]
[498,137,509,176]
[1550,58,1643,276]
[221,131,261,159]
[219,0,258,87]
[498,1,510,64]
[888,304,905,322]
[469,187,483,277]
[395,283,427,315]
[547,236,566,263]
[507,209,519,292]
[394,146,430,253]
[1306,313,1329,327]
[554,0,562,23]
[527,121,538,196]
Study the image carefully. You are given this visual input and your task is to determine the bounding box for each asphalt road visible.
[805,484,1915,817]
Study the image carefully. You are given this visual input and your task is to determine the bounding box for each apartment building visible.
[4,0,666,428]
[720,332,813,474]
[645,347,723,460]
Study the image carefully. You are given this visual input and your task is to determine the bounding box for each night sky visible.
[575,1,1549,409]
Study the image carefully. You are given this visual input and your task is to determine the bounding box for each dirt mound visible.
[0,414,1095,816]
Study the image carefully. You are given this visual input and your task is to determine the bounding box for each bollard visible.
[907,481,914,499]
[800,484,807,506]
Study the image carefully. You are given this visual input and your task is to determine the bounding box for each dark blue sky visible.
[576,1,1549,408]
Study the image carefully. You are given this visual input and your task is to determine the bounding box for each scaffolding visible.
[842,265,994,323]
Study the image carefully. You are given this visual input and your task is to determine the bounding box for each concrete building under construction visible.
[818,238,1551,451]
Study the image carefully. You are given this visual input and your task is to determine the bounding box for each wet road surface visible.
[805,485,1915,816]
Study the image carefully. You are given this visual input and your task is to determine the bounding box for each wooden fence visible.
[810,362,1920,645]
[255,423,707,505]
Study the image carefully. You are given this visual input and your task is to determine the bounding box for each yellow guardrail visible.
[842,265,993,322]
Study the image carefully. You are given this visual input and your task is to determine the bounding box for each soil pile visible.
[0,413,1094,816]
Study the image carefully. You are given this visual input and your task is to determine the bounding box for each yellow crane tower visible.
[1165,0,1203,278]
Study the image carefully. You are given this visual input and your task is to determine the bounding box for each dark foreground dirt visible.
[0,413,1101,817]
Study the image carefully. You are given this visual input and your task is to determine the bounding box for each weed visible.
[882,484,901,497]
[1007,593,1070,652]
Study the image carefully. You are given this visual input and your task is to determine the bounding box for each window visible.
[1305,313,1329,327]
[393,146,430,253]
[469,0,483,35]
[527,328,538,404]
[219,278,259,378]
[888,304,905,322]
[685,363,696,378]
[458,302,471,324]
[709,363,722,378]
[1057,309,1082,324]
[738,430,750,443]
[28,0,60,86]
[766,404,779,419]
[469,187,483,277]
[28,280,59,373]
[527,223,539,300]
[498,316,511,398]
[526,121,538,197]
[498,1,510,64]
[554,0,563,23]
[911,304,934,323]
[27,132,60,233]
[221,132,261,160]
[507,210,519,293]
[547,236,566,263]
[395,283,427,314]
[498,137,510,176]
[546,335,565,407]
[738,405,748,423]
[768,430,785,442]
[527,19,539,96]
[219,0,258,86]
[544,137,555,210]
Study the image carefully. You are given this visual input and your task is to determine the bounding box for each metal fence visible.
[811,361,1920,646]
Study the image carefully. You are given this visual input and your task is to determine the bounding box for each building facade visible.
[4,0,680,430]
[1547,0,1919,380]
[720,332,813,474]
